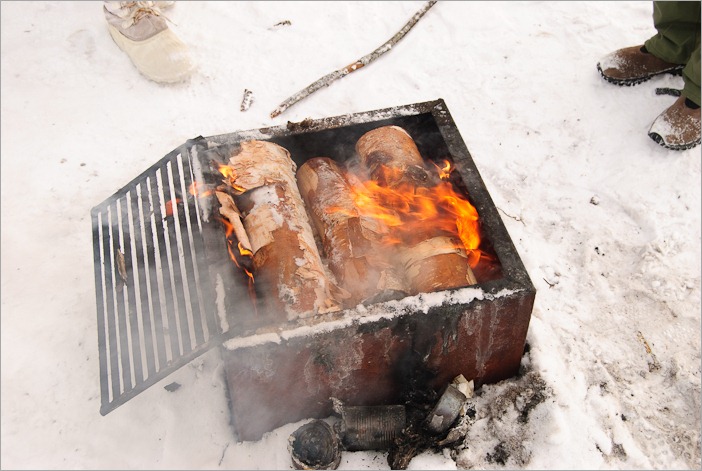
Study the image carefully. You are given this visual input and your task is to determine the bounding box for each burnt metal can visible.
[336,404,406,451]
[424,383,467,434]
[288,420,341,470]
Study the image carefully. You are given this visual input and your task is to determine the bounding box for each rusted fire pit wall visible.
[208,100,535,442]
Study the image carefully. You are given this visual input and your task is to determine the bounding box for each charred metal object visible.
[333,399,406,451]
[288,420,341,470]
[424,383,467,434]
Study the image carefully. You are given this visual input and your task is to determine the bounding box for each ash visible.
[450,350,552,469]
[381,347,551,470]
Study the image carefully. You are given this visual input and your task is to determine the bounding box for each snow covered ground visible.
[1,1,700,469]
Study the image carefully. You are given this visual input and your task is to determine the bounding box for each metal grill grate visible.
[91,138,226,415]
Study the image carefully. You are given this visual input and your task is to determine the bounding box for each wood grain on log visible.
[355,125,430,188]
[298,157,408,307]
[222,141,341,320]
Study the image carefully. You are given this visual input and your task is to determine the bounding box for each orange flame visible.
[331,163,482,266]
[238,242,253,258]
[218,164,236,180]
[433,159,453,181]
[220,216,257,311]
[218,164,246,194]
[188,181,213,198]
[220,218,255,270]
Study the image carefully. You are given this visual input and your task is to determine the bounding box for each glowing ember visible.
[164,198,181,217]
[188,181,213,198]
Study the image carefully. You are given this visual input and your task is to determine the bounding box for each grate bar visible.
[185,147,220,337]
[103,208,122,401]
[93,140,225,415]
[131,183,157,376]
[113,202,133,392]
[122,195,145,388]
[162,162,193,355]
[174,154,207,346]
[150,168,181,361]
[143,176,169,370]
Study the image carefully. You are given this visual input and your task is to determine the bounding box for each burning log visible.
[355,126,478,294]
[396,236,477,294]
[297,157,409,307]
[221,140,341,320]
[214,191,253,255]
[355,125,430,188]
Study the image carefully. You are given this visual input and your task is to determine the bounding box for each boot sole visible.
[597,64,684,86]
[648,132,701,151]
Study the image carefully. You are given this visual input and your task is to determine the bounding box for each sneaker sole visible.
[597,64,684,86]
[648,132,701,151]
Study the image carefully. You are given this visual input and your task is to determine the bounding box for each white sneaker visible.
[104,1,194,83]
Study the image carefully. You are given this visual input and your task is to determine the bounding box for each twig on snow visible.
[270,0,438,119]
[240,89,254,112]
[218,443,230,466]
[496,206,525,226]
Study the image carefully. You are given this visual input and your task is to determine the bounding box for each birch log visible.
[215,190,253,254]
[355,126,478,294]
[221,140,341,320]
[354,125,430,188]
[297,157,408,307]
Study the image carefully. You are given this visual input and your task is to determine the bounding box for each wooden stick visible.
[270,0,437,119]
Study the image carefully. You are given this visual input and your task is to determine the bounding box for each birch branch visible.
[270,0,438,119]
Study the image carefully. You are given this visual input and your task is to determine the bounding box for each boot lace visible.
[113,1,173,29]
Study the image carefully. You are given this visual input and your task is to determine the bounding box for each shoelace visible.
[114,1,172,29]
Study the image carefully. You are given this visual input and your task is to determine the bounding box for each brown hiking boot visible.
[648,96,701,150]
[597,45,684,86]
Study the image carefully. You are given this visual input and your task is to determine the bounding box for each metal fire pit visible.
[91,99,535,441]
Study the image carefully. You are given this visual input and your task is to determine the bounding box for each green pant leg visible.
[682,44,701,106]
[644,1,701,64]
[645,1,701,106]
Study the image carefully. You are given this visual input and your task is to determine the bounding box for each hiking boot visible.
[597,45,683,86]
[104,1,194,83]
[648,96,701,150]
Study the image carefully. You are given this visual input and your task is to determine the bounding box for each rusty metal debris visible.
[289,377,475,469]
[388,375,474,469]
